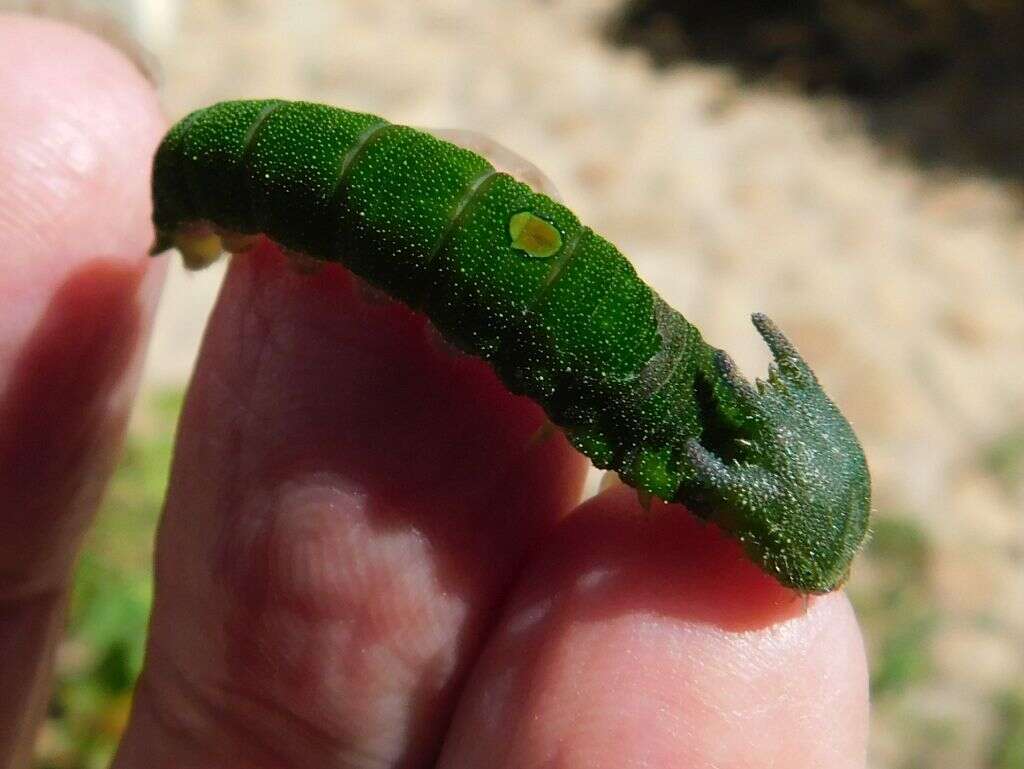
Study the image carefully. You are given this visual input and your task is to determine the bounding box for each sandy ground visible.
[14,1,1024,766]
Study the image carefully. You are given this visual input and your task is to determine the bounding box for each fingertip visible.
[535,484,811,631]
[440,484,869,768]
[428,127,561,200]
[0,13,166,274]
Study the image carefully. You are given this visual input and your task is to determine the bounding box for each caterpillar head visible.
[681,314,870,594]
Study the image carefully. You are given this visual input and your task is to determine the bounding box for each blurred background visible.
[2,1,1021,767]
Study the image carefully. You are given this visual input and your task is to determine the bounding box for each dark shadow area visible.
[606,1,1024,184]
[0,259,145,584]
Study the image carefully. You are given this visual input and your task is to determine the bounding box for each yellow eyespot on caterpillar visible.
[149,98,871,593]
[508,211,562,258]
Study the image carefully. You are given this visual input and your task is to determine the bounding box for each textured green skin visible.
[151,99,871,592]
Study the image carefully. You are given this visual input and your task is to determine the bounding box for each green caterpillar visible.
[150,99,870,593]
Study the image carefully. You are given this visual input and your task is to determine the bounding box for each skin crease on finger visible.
[0,12,166,769]
[439,484,869,769]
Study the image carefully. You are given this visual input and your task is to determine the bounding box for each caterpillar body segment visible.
[150,99,871,593]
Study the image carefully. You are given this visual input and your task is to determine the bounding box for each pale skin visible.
[0,14,869,769]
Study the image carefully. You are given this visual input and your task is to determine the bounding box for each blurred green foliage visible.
[981,425,1024,497]
[990,689,1024,769]
[34,390,183,769]
[852,516,937,698]
[847,513,950,768]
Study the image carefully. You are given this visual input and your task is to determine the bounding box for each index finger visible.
[115,245,588,764]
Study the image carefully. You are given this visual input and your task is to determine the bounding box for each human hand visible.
[0,15,869,768]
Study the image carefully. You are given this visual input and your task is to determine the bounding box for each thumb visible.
[0,12,165,765]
